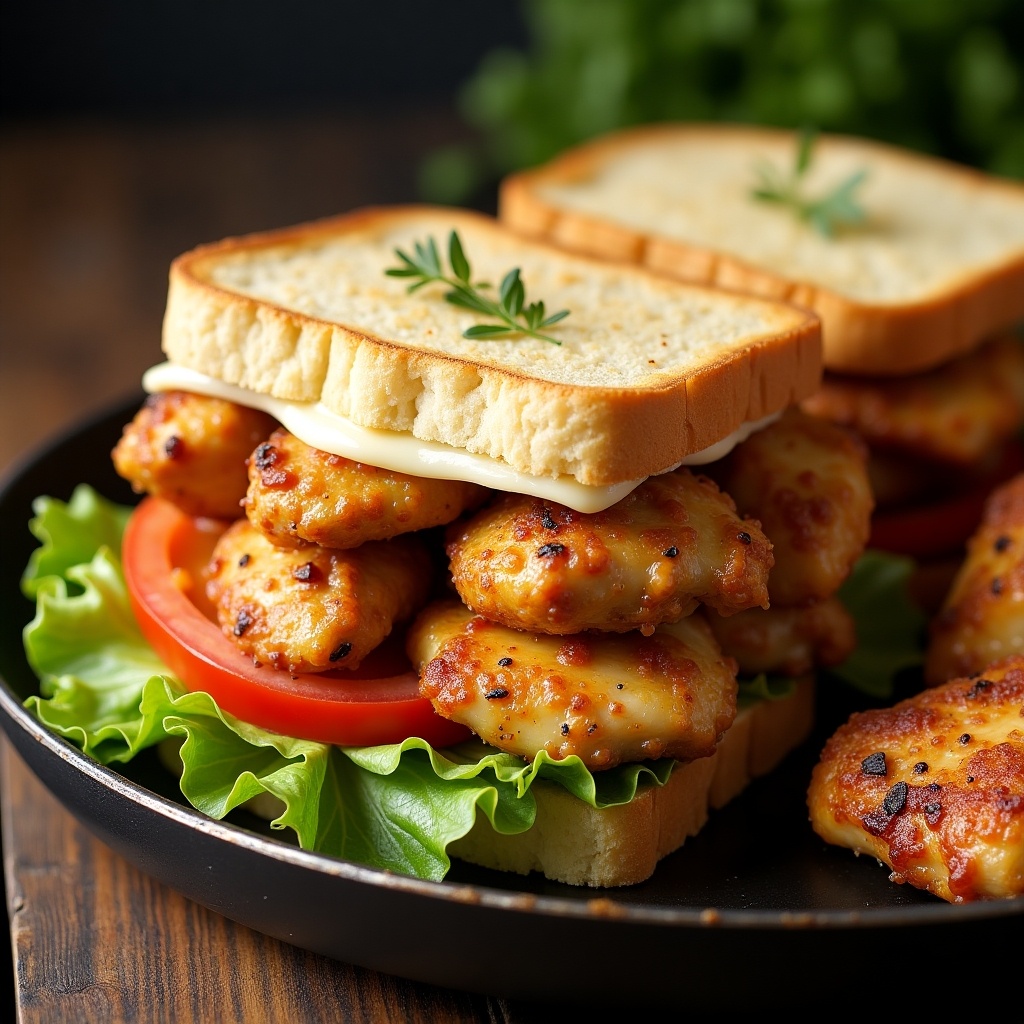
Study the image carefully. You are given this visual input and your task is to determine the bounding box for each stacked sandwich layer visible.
[497,123,1024,901]
[501,125,1024,580]
[101,205,878,886]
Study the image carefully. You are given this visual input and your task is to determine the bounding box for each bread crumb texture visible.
[163,206,820,485]
[501,125,1024,374]
[533,129,1024,304]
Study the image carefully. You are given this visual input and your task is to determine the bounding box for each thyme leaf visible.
[751,127,868,238]
[385,230,569,345]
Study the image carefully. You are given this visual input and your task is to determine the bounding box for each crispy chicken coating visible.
[245,427,489,549]
[206,518,433,673]
[807,655,1024,903]
[446,468,773,635]
[711,408,873,607]
[408,600,738,771]
[926,473,1024,685]
[112,391,277,520]
[802,333,1024,467]
[706,597,856,678]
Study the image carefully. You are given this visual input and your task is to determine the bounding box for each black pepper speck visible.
[882,781,908,815]
[537,543,565,558]
[861,751,888,777]
[292,562,320,583]
[329,642,352,662]
[913,762,928,774]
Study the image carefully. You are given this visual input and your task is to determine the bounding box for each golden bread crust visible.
[162,205,820,486]
[448,677,815,887]
[499,124,1024,375]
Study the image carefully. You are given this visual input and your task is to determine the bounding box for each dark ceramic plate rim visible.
[1,397,1020,937]
[3,681,1021,932]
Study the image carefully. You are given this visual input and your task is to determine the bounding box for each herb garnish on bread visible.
[23,204,880,888]
[500,123,1024,375]
[162,205,820,488]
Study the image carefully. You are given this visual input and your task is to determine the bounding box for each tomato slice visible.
[869,439,1024,559]
[869,488,992,559]
[121,496,470,747]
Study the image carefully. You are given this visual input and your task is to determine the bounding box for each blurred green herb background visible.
[420,0,1024,204]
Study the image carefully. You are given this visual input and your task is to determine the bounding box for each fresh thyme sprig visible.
[751,127,867,238]
[385,230,570,345]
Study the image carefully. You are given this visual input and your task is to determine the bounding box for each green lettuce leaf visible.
[736,672,797,708]
[22,485,132,598]
[829,549,927,699]
[20,487,677,881]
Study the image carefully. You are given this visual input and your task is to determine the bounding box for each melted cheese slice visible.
[143,362,776,513]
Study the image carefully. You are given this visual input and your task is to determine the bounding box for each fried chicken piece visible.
[408,600,737,771]
[206,518,432,673]
[245,428,489,549]
[710,408,873,607]
[925,473,1024,685]
[807,655,1024,903]
[112,391,277,520]
[446,468,773,635]
[802,333,1024,467]
[706,597,856,678]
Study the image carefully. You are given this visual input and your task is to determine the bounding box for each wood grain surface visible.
[0,111,577,1024]
[0,108,479,477]
[1,741,530,1024]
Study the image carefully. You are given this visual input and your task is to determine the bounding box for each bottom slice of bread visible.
[449,676,815,887]
[167,676,814,889]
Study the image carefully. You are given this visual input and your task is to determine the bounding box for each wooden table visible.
[0,112,574,1023]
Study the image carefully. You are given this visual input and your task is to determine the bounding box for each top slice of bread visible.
[162,205,820,486]
[499,124,1024,376]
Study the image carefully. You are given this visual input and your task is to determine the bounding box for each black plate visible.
[1,397,1021,1011]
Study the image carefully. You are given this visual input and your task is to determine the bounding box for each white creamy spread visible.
[143,362,778,513]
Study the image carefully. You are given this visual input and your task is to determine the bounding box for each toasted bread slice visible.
[499,124,1024,376]
[162,205,820,487]
[448,677,815,887]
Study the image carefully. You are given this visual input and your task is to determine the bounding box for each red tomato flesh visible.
[122,496,470,748]
[869,439,1024,560]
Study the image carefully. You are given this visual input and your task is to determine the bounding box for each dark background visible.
[0,2,530,484]
[0,1,527,119]
[1,1,1022,1015]
[2,3,532,1014]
